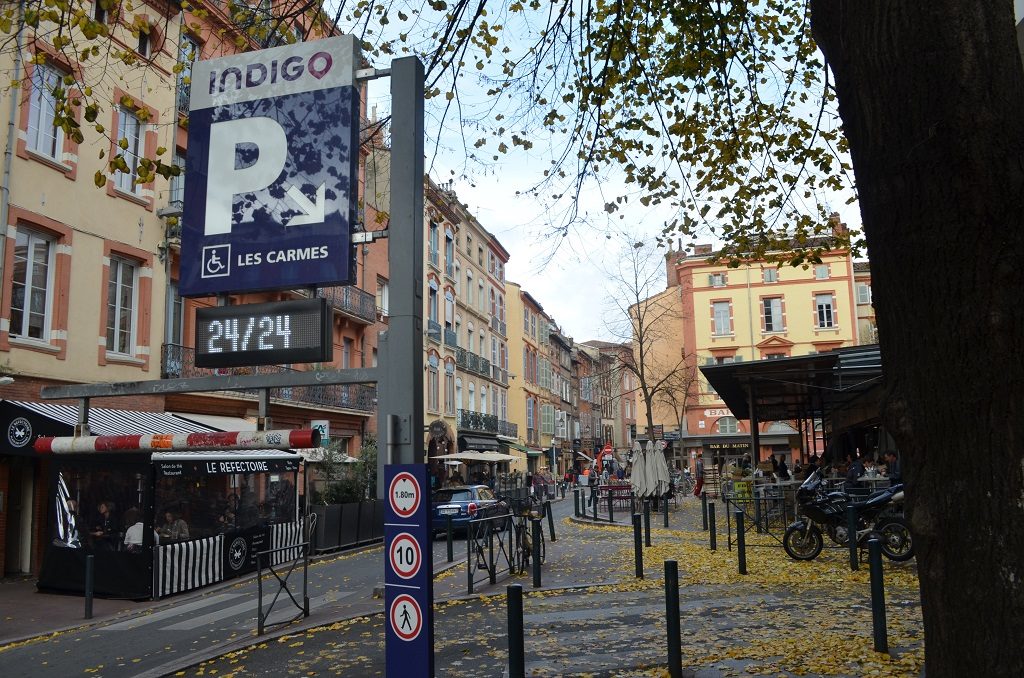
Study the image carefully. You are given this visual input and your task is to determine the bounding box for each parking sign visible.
[180,36,360,296]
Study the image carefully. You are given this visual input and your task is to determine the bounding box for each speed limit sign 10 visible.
[389,532,421,579]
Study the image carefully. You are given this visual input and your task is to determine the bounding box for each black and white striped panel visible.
[154,535,224,598]
[269,521,303,566]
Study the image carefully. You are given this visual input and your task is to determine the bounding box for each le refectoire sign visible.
[180,36,360,297]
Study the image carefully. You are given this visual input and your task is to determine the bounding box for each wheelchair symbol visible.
[201,245,231,278]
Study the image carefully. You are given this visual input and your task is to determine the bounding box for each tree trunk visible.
[810,2,1024,675]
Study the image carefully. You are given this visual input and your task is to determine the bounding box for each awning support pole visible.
[258,388,272,431]
[747,383,760,464]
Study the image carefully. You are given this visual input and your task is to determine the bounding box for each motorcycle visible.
[783,467,914,562]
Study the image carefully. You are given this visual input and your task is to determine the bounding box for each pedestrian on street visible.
[693,454,705,496]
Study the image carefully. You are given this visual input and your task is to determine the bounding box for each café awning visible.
[432,451,516,463]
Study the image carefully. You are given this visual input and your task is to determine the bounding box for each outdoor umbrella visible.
[651,441,672,497]
[629,440,648,498]
[642,441,661,498]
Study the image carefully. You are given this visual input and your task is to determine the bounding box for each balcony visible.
[176,84,189,117]
[526,427,539,446]
[444,327,458,348]
[428,249,439,269]
[491,365,508,385]
[427,320,442,343]
[445,262,455,279]
[161,344,377,413]
[455,347,491,379]
[490,316,507,337]
[458,409,497,434]
[308,285,377,325]
[497,419,518,438]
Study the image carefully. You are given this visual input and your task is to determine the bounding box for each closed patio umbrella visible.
[643,441,661,498]
[629,440,648,498]
[651,441,672,497]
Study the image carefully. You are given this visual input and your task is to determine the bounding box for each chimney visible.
[829,212,847,237]
[694,244,713,256]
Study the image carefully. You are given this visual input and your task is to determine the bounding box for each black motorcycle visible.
[783,468,914,561]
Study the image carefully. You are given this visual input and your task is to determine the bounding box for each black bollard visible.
[847,505,859,571]
[665,560,682,678]
[868,539,889,653]
[608,489,615,523]
[531,518,542,588]
[735,510,747,575]
[84,554,94,619]
[446,515,454,562]
[663,495,669,528]
[643,500,652,547]
[709,503,717,551]
[592,488,598,521]
[545,500,556,542]
[488,522,497,585]
[561,483,566,499]
[633,514,644,579]
[507,584,525,678]
[630,493,636,516]
[701,492,708,530]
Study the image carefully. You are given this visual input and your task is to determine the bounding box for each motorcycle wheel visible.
[783,524,823,560]
[876,517,914,561]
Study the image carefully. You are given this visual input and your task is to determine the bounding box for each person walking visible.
[588,465,600,507]
[693,454,705,497]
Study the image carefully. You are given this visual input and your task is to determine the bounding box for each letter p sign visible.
[205,117,287,236]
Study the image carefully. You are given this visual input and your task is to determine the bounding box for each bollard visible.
[84,554,95,620]
[633,514,644,579]
[665,560,682,678]
[531,518,542,588]
[735,510,747,575]
[592,489,598,521]
[643,500,652,547]
[630,493,636,516]
[574,488,580,517]
[608,489,615,523]
[488,522,497,585]
[545,500,556,542]
[507,584,526,678]
[663,495,669,528]
[709,503,717,551]
[847,505,859,571]
[868,539,889,653]
[561,483,566,499]
[701,492,708,531]
[446,515,454,563]
[754,492,763,534]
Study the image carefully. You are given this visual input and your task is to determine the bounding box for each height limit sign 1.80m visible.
[383,465,433,676]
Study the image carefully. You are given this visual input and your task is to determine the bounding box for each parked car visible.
[431,485,502,532]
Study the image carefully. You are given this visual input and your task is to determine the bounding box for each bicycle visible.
[503,495,546,574]
[676,473,696,496]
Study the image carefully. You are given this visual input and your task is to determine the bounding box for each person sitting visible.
[845,454,866,490]
[158,510,190,542]
[123,507,159,552]
[776,455,791,481]
[90,501,119,551]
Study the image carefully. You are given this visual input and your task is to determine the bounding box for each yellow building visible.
[638,226,862,468]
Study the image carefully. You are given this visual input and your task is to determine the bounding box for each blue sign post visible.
[180,36,361,296]
[384,464,434,676]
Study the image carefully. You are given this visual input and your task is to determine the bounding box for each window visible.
[93,0,106,22]
[478,280,484,311]
[444,290,455,329]
[713,301,731,335]
[815,264,830,280]
[27,63,65,161]
[444,362,455,415]
[455,377,463,411]
[137,30,151,58]
[625,400,632,418]
[465,271,473,305]
[477,246,484,266]
[527,398,535,430]
[709,273,727,287]
[541,403,554,435]
[169,149,186,206]
[106,257,138,354]
[176,36,199,115]
[468,382,475,411]
[489,289,496,316]
[762,297,784,333]
[167,283,184,345]
[466,233,473,255]
[467,322,474,352]
[10,229,54,341]
[375,278,389,315]
[523,308,529,332]
[479,385,487,414]
[427,355,439,412]
[115,108,144,195]
[530,315,536,338]
[716,416,739,434]
[428,280,438,323]
[372,347,378,367]
[763,268,778,283]
[857,283,872,305]
[428,221,439,266]
[343,337,353,369]
[454,262,461,294]
[498,295,505,322]
[816,293,835,328]
[764,353,786,360]
[444,230,454,276]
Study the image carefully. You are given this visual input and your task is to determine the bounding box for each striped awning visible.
[11,401,208,435]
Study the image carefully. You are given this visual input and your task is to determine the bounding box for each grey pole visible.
[84,555,94,619]
[376,55,425,482]
[665,560,682,678]
[507,584,525,678]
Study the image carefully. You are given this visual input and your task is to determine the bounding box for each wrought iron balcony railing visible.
[454,347,491,379]
[427,320,442,343]
[497,419,518,438]
[458,409,498,434]
[444,328,458,348]
[310,285,377,324]
[161,344,376,413]
[491,365,508,385]
[526,427,539,446]
[490,316,506,337]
